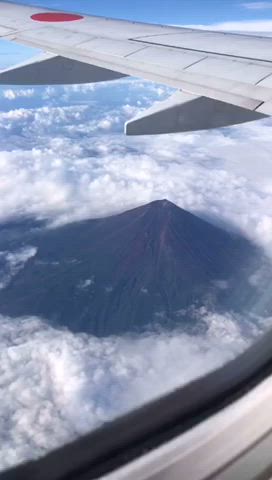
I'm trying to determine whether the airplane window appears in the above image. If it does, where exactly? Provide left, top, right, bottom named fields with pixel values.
left=1, top=1, right=272, bottom=476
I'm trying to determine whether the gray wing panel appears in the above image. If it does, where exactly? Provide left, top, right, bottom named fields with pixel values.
left=0, top=53, right=127, bottom=85
left=125, top=91, right=266, bottom=136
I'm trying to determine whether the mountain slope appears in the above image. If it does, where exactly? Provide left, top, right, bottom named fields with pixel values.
left=0, top=200, right=266, bottom=336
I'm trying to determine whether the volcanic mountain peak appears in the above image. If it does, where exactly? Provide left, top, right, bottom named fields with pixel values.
left=0, top=200, right=266, bottom=336
left=123, top=199, right=187, bottom=228
left=123, top=199, right=204, bottom=242
left=148, top=199, right=176, bottom=208
left=134, top=199, right=181, bottom=214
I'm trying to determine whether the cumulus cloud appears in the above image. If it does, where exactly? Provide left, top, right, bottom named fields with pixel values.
left=0, top=310, right=269, bottom=470
left=0, top=94, right=272, bottom=256
left=2, top=88, right=35, bottom=100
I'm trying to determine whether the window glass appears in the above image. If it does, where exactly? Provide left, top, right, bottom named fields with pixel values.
left=1, top=0, right=272, bottom=471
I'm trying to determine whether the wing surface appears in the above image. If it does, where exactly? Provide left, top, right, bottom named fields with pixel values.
left=0, top=1, right=271, bottom=134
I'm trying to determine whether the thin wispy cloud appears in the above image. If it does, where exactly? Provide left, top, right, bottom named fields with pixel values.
left=185, top=19, right=272, bottom=33
left=242, top=2, right=272, bottom=9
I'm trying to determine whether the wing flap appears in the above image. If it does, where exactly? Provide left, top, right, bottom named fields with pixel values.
left=125, top=91, right=267, bottom=136
left=0, top=53, right=127, bottom=85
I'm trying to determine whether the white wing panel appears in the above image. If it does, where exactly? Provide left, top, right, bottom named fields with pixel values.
left=0, top=12, right=40, bottom=30
left=257, top=74, right=272, bottom=88
left=68, top=18, right=176, bottom=40
left=77, top=39, right=148, bottom=58
left=126, top=46, right=206, bottom=70
left=0, top=25, right=15, bottom=36
left=13, top=26, right=93, bottom=48
left=133, top=33, right=272, bottom=62
left=226, top=83, right=272, bottom=102
left=186, top=57, right=272, bottom=85
left=257, top=100, right=272, bottom=115
left=126, top=46, right=272, bottom=96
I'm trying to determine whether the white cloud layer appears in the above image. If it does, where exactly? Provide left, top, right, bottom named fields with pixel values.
left=0, top=310, right=269, bottom=471
left=0, top=87, right=272, bottom=255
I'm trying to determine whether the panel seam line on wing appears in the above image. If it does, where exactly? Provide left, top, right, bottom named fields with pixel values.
left=255, top=101, right=265, bottom=111
left=183, top=56, right=209, bottom=71
left=124, top=46, right=150, bottom=58
left=130, top=38, right=272, bottom=65
left=255, top=72, right=272, bottom=86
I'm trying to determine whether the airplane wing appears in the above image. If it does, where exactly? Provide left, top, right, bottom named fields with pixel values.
left=0, top=1, right=272, bottom=135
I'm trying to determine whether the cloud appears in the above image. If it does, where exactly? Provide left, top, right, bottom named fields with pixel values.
left=242, top=1, right=272, bottom=9
left=0, top=247, right=37, bottom=289
left=0, top=310, right=268, bottom=470
left=0, top=98, right=272, bottom=258
left=2, top=89, right=35, bottom=100
left=0, top=80, right=272, bottom=257
left=212, top=19, right=272, bottom=32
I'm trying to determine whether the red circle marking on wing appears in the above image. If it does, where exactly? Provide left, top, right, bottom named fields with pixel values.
left=31, top=13, right=84, bottom=22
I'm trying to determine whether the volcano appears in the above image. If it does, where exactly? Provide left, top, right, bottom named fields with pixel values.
left=0, top=200, right=266, bottom=336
